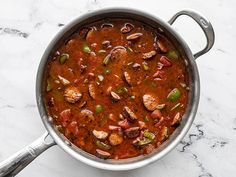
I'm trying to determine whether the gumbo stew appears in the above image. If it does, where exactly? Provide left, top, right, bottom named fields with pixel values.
left=44, top=19, right=189, bottom=159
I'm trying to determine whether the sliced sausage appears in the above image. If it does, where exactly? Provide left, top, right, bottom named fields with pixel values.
left=110, top=91, right=121, bottom=102
left=111, top=46, right=127, bottom=60
left=58, top=75, right=70, bottom=85
left=123, top=71, right=131, bottom=85
left=92, top=130, right=108, bottom=139
left=96, top=149, right=111, bottom=159
left=86, top=27, right=96, bottom=41
left=80, top=109, right=94, bottom=121
left=102, top=40, right=111, bottom=49
left=171, top=112, right=181, bottom=126
left=154, top=35, right=168, bottom=53
left=132, top=63, right=141, bottom=70
left=120, top=23, right=134, bottom=34
left=142, top=94, right=159, bottom=111
left=142, top=51, right=156, bottom=60
left=126, top=33, right=143, bottom=40
left=122, top=106, right=138, bottom=121
left=64, top=86, right=82, bottom=103
left=101, top=23, right=114, bottom=28
left=156, top=40, right=168, bottom=53
left=88, top=83, right=96, bottom=99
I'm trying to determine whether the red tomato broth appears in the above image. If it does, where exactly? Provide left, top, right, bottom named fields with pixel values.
left=44, top=19, right=189, bottom=159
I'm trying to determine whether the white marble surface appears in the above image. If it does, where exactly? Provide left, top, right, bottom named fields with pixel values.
left=0, top=0, right=235, bottom=176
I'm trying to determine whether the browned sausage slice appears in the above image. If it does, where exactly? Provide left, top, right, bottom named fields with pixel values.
left=120, top=23, right=134, bottom=34
left=64, top=86, right=82, bottom=103
left=88, top=83, right=96, bottom=99
left=92, top=130, right=108, bottom=139
left=122, top=106, right=138, bottom=121
left=142, top=94, right=159, bottom=111
left=80, top=109, right=94, bottom=121
left=171, top=112, right=181, bottom=126
left=96, top=149, right=111, bottom=159
left=143, top=51, right=157, bottom=60
left=123, top=71, right=131, bottom=85
left=110, top=91, right=121, bottom=101
left=126, top=33, right=143, bottom=40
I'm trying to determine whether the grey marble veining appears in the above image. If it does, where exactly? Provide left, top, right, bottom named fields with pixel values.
left=0, top=0, right=235, bottom=176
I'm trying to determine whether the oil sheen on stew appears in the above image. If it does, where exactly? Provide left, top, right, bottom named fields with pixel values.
left=44, top=19, right=189, bottom=159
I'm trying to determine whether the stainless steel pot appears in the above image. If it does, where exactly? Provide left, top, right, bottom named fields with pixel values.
left=0, top=8, right=215, bottom=176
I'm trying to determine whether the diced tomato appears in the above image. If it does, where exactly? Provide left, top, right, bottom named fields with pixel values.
left=145, top=144, right=155, bottom=154
left=60, top=109, right=71, bottom=127
left=65, top=121, right=78, bottom=137
left=153, top=70, right=166, bottom=80
left=151, top=109, right=162, bottom=119
left=160, top=56, right=172, bottom=67
left=154, top=117, right=164, bottom=127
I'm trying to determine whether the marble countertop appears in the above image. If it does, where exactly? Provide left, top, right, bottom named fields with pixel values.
left=0, top=0, right=235, bottom=176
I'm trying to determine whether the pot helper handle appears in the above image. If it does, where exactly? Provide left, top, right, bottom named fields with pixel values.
left=168, top=9, right=215, bottom=59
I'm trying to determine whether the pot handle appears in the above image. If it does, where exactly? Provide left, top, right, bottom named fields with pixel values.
left=0, top=132, right=56, bottom=177
left=168, top=10, right=215, bottom=59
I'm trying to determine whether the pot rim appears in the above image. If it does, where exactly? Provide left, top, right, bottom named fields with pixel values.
left=36, top=7, right=200, bottom=171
